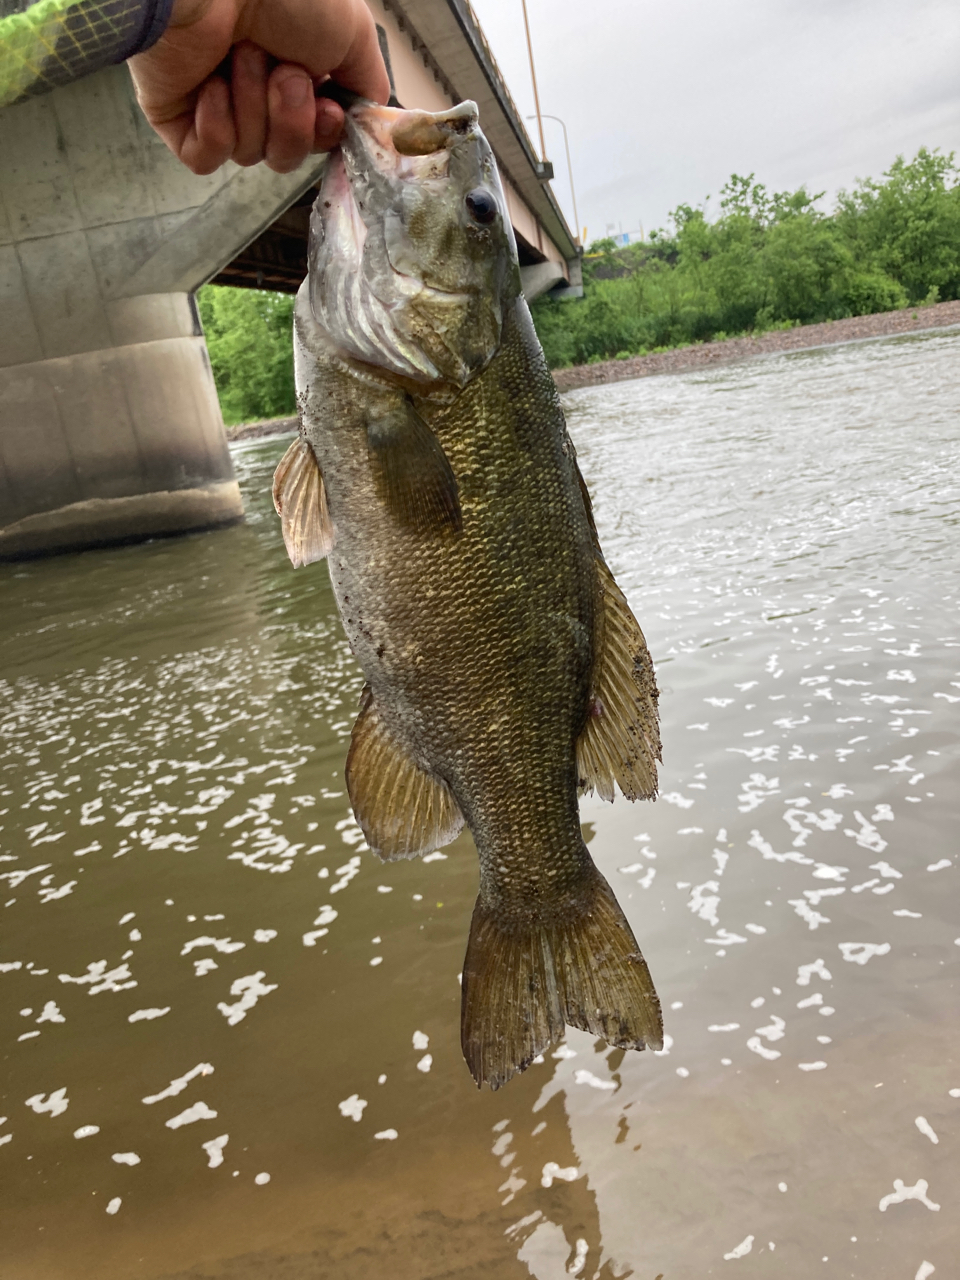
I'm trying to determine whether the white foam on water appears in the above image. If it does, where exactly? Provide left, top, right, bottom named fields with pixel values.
left=798, top=1061, right=827, bottom=1071
left=143, top=1062, right=213, bottom=1105
left=746, top=1038, right=780, bottom=1061
left=788, top=899, right=831, bottom=930
left=915, top=1263, right=935, bottom=1279
left=422, top=851, right=447, bottom=863
left=505, top=1209, right=542, bottom=1238
left=105, top=1197, right=121, bottom=1215
left=708, top=1024, right=741, bottom=1032
left=926, top=860, right=951, bottom=872
left=755, top=1015, right=785, bottom=1042
left=573, top=1070, right=616, bottom=1091
left=723, top=1234, right=754, bottom=1260
left=878, top=1179, right=940, bottom=1212
left=165, top=1101, right=217, bottom=1129
left=839, top=942, right=891, bottom=965
left=180, top=936, right=245, bottom=956
left=412, top=1030, right=429, bottom=1050
left=687, top=881, right=720, bottom=927
left=915, top=1117, right=939, bottom=1144
left=111, top=1152, right=140, bottom=1165
left=25, top=1088, right=68, bottom=1117
left=338, top=1094, right=366, bottom=1122
left=870, top=861, right=901, bottom=878
left=58, top=960, right=136, bottom=994
left=374, top=1129, right=398, bottom=1140
left=796, top=958, right=832, bottom=986
left=540, top=1162, right=579, bottom=1188
left=568, top=1237, right=589, bottom=1277
left=416, top=1054, right=432, bottom=1073
left=253, top=929, right=277, bottom=942
left=128, top=1007, right=170, bottom=1022
left=254, top=1172, right=270, bottom=1185
left=202, top=1134, right=229, bottom=1167
left=217, top=972, right=277, bottom=1025
left=73, top=1125, right=99, bottom=1138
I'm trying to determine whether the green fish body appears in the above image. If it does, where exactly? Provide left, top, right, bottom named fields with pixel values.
left=275, top=99, right=663, bottom=1088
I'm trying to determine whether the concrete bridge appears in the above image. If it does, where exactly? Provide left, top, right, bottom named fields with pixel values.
left=0, top=0, right=579, bottom=559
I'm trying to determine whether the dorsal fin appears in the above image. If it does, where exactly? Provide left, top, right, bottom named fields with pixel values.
left=574, top=458, right=660, bottom=801
left=272, top=437, right=336, bottom=567
left=345, top=687, right=464, bottom=860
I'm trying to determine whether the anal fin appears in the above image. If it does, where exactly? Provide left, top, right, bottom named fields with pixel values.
left=577, top=556, right=661, bottom=802
left=367, top=399, right=462, bottom=536
left=272, top=437, right=336, bottom=568
left=345, top=687, right=464, bottom=860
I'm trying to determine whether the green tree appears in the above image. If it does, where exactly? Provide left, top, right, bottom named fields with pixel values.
left=196, top=285, right=297, bottom=425
left=835, top=148, right=960, bottom=303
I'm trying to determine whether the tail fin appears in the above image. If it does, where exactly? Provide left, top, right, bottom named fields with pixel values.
left=460, top=870, right=662, bottom=1090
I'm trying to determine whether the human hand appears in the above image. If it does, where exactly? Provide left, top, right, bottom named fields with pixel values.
left=128, top=0, right=390, bottom=175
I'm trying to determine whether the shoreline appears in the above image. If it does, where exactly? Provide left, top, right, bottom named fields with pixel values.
left=551, top=299, right=960, bottom=393
left=225, top=299, right=960, bottom=441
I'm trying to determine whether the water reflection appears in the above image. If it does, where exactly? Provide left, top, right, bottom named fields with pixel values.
left=1, top=328, right=958, bottom=1278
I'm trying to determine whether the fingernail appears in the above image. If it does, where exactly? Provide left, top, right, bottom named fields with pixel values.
left=279, top=74, right=310, bottom=110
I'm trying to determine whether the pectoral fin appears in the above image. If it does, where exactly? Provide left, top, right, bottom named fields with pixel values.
left=367, top=400, right=462, bottom=536
left=272, top=437, right=336, bottom=568
left=345, top=687, right=464, bottom=860
left=577, top=555, right=661, bottom=803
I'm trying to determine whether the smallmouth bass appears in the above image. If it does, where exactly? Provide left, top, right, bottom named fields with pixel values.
left=274, top=98, right=663, bottom=1089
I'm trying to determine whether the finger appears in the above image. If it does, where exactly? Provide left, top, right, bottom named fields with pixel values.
left=327, top=4, right=391, bottom=105
left=265, top=64, right=316, bottom=174
left=231, top=41, right=270, bottom=166
left=313, top=96, right=345, bottom=153
left=179, top=76, right=236, bottom=175
left=238, top=0, right=391, bottom=106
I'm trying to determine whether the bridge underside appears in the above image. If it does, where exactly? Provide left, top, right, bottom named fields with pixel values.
left=210, top=187, right=558, bottom=296
left=0, top=0, right=579, bottom=560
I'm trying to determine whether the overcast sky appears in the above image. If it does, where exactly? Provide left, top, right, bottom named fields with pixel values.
left=469, top=0, right=960, bottom=242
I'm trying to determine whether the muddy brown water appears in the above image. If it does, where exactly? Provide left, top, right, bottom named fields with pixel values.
left=1, top=329, right=958, bottom=1279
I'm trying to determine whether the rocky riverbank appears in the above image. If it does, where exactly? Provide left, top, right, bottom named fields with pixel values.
left=225, top=415, right=298, bottom=443
left=551, top=299, right=960, bottom=393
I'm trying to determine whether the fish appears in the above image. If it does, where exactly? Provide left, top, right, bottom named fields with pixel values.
left=273, top=97, right=663, bottom=1089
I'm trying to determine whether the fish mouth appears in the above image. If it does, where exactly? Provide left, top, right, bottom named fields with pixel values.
left=344, top=99, right=480, bottom=178
left=319, top=99, right=484, bottom=295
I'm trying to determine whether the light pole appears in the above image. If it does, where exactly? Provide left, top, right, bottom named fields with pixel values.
left=519, top=0, right=547, bottom=165
left=528, top=113, right=580, bottom=246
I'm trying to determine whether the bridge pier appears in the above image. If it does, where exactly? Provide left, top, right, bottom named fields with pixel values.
left=0, top=66, right=324, bottom=558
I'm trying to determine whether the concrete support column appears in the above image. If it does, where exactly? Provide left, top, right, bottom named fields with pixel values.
left=0, top=66, right=324, bottom=558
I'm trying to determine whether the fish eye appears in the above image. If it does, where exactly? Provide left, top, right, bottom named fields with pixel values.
left=465, top=189, right=498, bottom=225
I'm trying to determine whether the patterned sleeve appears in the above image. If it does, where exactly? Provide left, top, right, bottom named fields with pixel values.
left=0, top=0, right=174, bottom=108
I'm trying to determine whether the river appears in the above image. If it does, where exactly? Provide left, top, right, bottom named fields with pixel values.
left=1, top=327, right=958, bottom=1279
